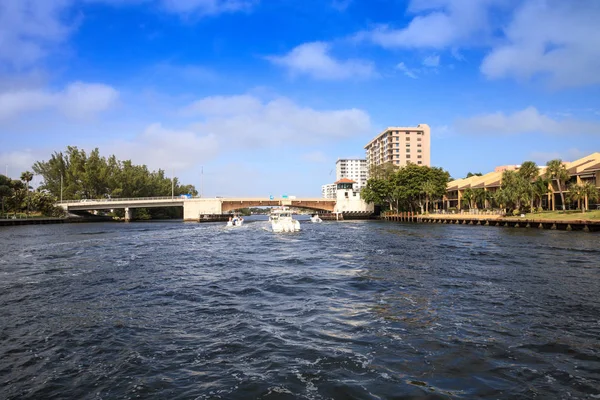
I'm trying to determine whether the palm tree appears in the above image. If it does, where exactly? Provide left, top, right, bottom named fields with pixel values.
left=20, top=171, right=33, bottom=216
left=422, top=181, right=437, bottom=213
left=568, top=183, right=586, bottom=211
left=582, top=181, right=599, bottom=211
left=545, top=159, right=570, bottom=211
left=532, top=177, right=551, bottom=210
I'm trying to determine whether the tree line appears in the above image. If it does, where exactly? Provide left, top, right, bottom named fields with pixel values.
left=1, top=147, right=198, bottom=219
left=360, top=163, right=451, bottom=213
left=361, top=159, right=599, bottom=214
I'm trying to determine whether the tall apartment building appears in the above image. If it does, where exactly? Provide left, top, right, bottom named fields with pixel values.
left=321, top=183, right=337, bottom=199
left=336, top=158, right=368, bottom=190
left=364, top=124, right=431, bottom=168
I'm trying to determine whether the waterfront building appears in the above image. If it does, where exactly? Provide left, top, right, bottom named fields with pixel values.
left=321, top=183, right=337, bottom=199
left=333, top=178, right=374, bottom=214
left=336, top=158, right=368, bottom=191
left=445, top=152, right=600, bottom=211
left=364, top=124, right=431, bottom=168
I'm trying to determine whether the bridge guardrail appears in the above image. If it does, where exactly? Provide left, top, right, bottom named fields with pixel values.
left=57, top=196, right=184, bottom=204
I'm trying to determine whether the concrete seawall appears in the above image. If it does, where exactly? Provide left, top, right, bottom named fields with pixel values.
left=381, top=213, right=600, bottom=232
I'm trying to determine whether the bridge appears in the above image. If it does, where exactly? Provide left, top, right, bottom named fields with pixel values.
left=58, top=197, right=337, bottom=221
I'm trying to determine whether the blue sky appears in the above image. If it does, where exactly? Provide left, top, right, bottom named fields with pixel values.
left=1, top=0, right=599, bottom=197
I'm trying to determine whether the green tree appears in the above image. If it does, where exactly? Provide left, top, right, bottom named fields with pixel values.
left=421, top=180, right=437, bottom=213
left=0, top=174, right=12, bottom=216
left=532, top=177, right=551, bottom=210
left=545, top=159, right=570, bottom=211
left=568, top=181, right=600, bottom=212
left=20, top=171, right=34, bottom=216
left=466, top=172, right=482, bottom=178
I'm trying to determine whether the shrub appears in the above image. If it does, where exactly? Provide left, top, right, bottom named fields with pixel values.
left=512, top=209, right=521, bottom=216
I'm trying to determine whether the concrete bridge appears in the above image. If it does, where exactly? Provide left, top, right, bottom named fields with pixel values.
left=58, top=197, right=336, bottom=221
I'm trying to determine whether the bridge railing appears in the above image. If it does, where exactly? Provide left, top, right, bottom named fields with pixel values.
left=57, top=196, right=186, bottom=204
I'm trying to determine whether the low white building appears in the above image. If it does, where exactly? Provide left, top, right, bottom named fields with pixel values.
left=333, top=178, right=374, bottom=214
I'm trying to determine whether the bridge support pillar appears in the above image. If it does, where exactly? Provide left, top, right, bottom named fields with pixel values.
left=124, top=207, right=132, bottom=222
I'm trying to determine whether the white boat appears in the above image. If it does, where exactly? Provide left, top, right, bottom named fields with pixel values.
left=310, top=214, right=323, bottom=223
left=269, top=207, right=301, bottom=232
left=226, top=215, right=244, bottom=227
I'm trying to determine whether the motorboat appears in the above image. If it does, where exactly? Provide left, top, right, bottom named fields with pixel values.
left=310, top=214, right=322, bottom=223
left=269, top=207, right=301, bottom=232
left=226, top=215, right=244, bottom=227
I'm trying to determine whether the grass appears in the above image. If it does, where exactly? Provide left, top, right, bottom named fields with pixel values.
left=517, top=209, right=600, bottom=221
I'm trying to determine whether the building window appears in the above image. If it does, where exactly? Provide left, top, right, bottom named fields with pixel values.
left=417, top=161, right=422, bottom=165
left=407, top=155, right=411, bottom=158
left=417, top=144, right=421, bottom=147
left=405, top=131, right=409, bottom=134
left=417, top=149, right=421, bottom=153
left=406, top=148, right=410, bottom=152
left=417, top=155, right=422, bottom=158
left=406, top=137, right=410, bottom=141
left=417, top=138, right=422, bottom=141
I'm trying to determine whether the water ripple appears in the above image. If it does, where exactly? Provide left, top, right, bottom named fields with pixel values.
left=1, top=218, right=599, bottom=399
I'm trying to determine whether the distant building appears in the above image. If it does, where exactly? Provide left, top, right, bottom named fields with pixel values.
left=494, top=165, right=521, bottom=172
left=336, top=158, right=368, bottom=190
left=364, top=124, right=431, bottom=168
left=321, top=183, right=337, bottom=199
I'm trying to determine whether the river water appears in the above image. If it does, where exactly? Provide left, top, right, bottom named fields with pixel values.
left=1, top=216, right=599, bottom=399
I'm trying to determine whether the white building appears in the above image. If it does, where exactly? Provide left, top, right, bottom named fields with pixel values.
left=333, top=178, right=374, bottom=214
left=321, top=183, right=337, bottom=199
left=336, top=158, right=368, bottom=191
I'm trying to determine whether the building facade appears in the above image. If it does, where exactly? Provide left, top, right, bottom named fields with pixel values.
left=364, top=124, right=431, bottom=168
left=321, top=183, right=337, bottom=199
left=336, top=158, right=368, bottom=191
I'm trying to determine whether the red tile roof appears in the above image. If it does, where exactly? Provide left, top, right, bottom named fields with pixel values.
left=335, top=178, right=356, bottom=184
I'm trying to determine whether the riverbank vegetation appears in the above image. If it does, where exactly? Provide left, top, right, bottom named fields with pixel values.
left=1, top=147, right=198, bottom=219
left=360, top=163, right=451, bottom=213
left=363, top=159, right=599, bottom=220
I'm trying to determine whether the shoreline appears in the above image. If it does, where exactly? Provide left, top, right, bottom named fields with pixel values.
left=382, top=213, right=600, bottom=232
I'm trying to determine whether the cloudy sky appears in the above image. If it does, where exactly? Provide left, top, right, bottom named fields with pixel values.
left=1, top=0, right=599, bottom=197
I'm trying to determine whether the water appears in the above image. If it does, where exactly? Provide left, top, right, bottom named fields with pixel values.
left=1, top=217, right=599, bottom=399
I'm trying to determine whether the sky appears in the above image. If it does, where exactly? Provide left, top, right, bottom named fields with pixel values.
left=1, top=0, right=599, bottom=197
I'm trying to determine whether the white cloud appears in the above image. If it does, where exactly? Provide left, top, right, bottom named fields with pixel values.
left=184, top=94, right=372, bottom=146
left=358, top=0, right=500, bottom=49
left=422, top=54, right=440, bottom=67
left=455, top=106, right=600, bottom=136
left=109, top=123, right=219, bottom=172
left=0, top=82, right=118, bottom=120
left=0, top=149, right=40, bottom=179
left=158, top=0, right=256, bottom=15
left=480, top=0, right=600, bottom=88
left=266, top=42, right=376, bottom=80
left=395, top=62, right=418, bottom=79
left=529, top=149, right=589, bottom=165
left=0, top=0, right=74, bottom=68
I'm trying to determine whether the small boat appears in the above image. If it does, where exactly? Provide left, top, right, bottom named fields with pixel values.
left=310, top=214, right=322, bottom=223
left=269, top=207, right=301, bottom=232
left=226, top=215, right=244, bottom=227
